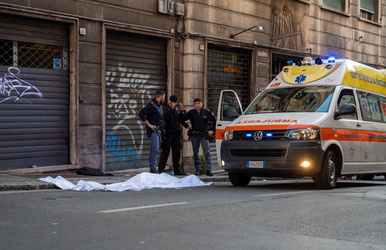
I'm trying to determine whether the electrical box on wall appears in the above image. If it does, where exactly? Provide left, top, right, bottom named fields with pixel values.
left=158, top=0, right=174, bottom=14
left=174, top=3, right=185, bottom=16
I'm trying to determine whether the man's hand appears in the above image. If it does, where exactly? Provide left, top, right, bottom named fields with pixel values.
left=145, top=120, right=157, bottom=131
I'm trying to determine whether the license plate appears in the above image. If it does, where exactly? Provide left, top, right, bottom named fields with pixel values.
left=246, top=161, right=266, bottom=168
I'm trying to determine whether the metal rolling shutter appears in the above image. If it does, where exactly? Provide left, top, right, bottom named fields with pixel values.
left=105, top=31, right=167, bottom=171
left=207, top=44, right=251, bottom=112
left=0, top=14, right=69, bottom=170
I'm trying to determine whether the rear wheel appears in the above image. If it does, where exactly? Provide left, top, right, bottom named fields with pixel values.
left=314, top=150, right=338, bottom=189
left=229, top=173, right=251, bottom=186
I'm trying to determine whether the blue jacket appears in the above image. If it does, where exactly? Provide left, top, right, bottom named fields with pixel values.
left=185, top=108, right=216, bottom=132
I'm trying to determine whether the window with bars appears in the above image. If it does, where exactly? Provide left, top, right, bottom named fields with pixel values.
left=0, top=39, right=68, bottom=70
left=207, top=44, right=251, bottom=113
left=360, top=0, right=376, bottom=22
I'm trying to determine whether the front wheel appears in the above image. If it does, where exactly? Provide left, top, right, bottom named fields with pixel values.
left=229, top=173, right=251, bottom=186
left=313, top=150, right=338, bottom=189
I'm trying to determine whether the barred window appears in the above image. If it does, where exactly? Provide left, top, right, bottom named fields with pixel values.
left=360, top=0, right=377, bottom=22
left=0, top=39, right=68, bottom=70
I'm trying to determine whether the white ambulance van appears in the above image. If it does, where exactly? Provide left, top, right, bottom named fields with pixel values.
left=216, top=57, right=386, bottom=189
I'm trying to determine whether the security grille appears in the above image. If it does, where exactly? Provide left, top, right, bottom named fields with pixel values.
left=207, top=44, right=251, bottom=113
left=0, top=39, right=68, bottom=70
left=206, top=44, right=251, bottom=171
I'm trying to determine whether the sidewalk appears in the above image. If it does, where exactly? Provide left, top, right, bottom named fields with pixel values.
left=0, top=169, right=231, bottom=191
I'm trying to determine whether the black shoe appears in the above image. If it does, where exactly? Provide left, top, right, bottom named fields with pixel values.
left=195, top=170, right=201, bottom=175
left=206, top=170, right=213, bottom=176
left=150, top=169, right=158, bottom=173
left=174, top=170, right=186, bottom=176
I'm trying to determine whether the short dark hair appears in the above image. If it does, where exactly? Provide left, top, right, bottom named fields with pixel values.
left=155, top=90, right=165, bottom=98
left=194, top=98, right=202, bottom=103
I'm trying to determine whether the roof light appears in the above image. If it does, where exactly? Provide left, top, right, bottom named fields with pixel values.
left=286, top=60, right=293, bottom=66
left=327, top=56, right=336, bottom=63
left=315, top=58, right=323, bottom=65
left=303, top=57, right=312, bottom=65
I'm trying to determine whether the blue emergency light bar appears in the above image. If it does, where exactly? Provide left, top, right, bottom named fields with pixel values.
left=327, top=56, right=336, bottom=63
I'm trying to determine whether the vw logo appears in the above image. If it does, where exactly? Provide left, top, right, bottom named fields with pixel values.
left=253, top=131, right=263, bottom=141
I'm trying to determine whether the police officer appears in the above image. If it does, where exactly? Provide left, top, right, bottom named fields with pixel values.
left=139, top=90, right=166, bottom=173
left=158, top=95, right=189, bottom=175
left=184, top=98, right=216, bottom=176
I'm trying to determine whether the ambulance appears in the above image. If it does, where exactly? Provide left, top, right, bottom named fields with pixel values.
left=216, top=57, right=386, bottom=189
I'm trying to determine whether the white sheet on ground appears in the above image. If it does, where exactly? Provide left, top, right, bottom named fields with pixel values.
left=38, top=173, right=212, bottom=192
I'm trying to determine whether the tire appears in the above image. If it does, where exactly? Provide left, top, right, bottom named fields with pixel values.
left=229, top=173, right=251, bottom=186
left=314, top=150, right=338, bottom=189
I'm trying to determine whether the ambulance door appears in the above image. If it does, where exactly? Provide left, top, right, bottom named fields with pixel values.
left=356, top=90, right=386, bottom=174
left=335, top=89, right=363, bottom=174
left=216, top=90, right=243, bottom=167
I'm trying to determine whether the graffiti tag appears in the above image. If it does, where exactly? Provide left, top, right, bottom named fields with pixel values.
left=105, top=131, right=139, bottom=168
left=105, top=64, right=151, bottom=169
left=0, top=67, right=43, bottom=103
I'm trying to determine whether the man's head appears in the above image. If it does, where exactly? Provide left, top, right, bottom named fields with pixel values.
left=194, top=98, right=203, bottom=110
left=169, top=95, right=179, bottom=108
left=155, top=90, right=166, bottom=104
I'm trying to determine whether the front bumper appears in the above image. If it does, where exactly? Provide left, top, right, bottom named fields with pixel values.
left=221, top=140, right=324, bottom=178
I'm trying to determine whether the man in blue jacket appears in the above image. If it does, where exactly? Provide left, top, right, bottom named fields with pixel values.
left=184, top=98, right=216, bottom=176
left=139, top=90, right=166, bottom=173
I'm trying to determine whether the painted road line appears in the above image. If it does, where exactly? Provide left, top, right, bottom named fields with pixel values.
left=253, top=191, right=315, bottom=197
left=98, top=202, right=191, bottom=213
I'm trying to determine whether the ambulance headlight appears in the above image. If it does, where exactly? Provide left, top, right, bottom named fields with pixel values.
left=287, top=128, right=319, bottom=140
left=224, top=130, right=234, bottom=141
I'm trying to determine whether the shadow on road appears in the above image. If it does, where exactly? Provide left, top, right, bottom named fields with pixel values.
left=228, top=179, right=386, bottom=191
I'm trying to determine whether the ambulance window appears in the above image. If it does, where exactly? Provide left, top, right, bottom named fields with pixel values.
left=244, top=86, right=334, bottom=114
left=337, top=89, right=357, bottom=120
left=379, top=97, right=386, bottom=122
left=220, top=92, right=242, bottom=121
left=357, top=91, right=383, bottom=122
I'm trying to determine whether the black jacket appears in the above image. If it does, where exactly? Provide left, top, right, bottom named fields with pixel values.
left=138, top=98, right=163, bottom=126
left=163, top=105, right=189, bottom=135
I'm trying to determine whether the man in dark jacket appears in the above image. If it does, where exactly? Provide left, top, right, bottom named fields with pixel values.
left=184, top=98, right=216, bottom=176
left=158, top=95, right=189, bottom=175
left=138, top=90, right=165, bottom=173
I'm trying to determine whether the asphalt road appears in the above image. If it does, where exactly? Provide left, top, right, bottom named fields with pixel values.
left=1, top=178, right=386, bottom=250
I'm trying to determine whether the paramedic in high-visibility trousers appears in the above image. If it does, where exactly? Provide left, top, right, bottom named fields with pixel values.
left=184, top=98, right=216, bottom=176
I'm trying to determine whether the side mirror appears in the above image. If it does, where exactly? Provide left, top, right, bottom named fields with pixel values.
left=334, top=104, right=356, bottom=120
left=223, top=107, right=241, bottom=121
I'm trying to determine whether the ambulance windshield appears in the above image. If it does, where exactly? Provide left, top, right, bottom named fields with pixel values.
left=245, top=86, right=335, bottom=114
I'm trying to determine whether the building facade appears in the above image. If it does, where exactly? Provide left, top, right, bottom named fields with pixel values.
left=0, top=0, right=385, bottom=173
